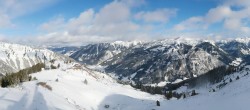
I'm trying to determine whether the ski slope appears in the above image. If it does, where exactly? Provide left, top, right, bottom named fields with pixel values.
left=0, top=63, right=250, bottom=110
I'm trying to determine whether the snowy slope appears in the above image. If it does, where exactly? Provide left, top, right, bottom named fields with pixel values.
left=67, top=38, right=250, bottom=85
left=1, top=60, right=250, bottom=110
left=0, top=42, right=72, bottom=76
left=48, top=46, right=81, bottom=56
left=70, top=41, right=141, bottom=65
left=0, top=61, right=163, bottom=110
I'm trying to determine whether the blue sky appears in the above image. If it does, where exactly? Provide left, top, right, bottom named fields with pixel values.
left=0, top=0, right=250, bottom=45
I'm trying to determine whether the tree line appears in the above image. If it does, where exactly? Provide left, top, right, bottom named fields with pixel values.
left=130, top=65, right=238, bottom=99
left=0, top=63, right=45, bottom=87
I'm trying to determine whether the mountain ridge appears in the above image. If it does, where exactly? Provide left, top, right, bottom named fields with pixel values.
left=0, top=42, right=73, bottom=76
left=50, top=38, right=250, bottom=85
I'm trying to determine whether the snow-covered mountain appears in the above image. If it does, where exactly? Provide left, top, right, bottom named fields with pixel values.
left=70, top=41, right=142, bottom=65
left=67, top=38, right=250, bottom=85
left=0, top=41, right=250, bottom=110
left=0, top=42, right=73, bottom=76
left=48, top=46, right=81, bottom=56
left=1, top=54, right=250, bottom=110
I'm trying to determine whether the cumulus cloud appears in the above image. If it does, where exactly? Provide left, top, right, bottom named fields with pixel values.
left=39, top=16, right=65, bottom=32
left=204, top=6, right=232, bottom=24
left=174, top=16, right=204, bottom=31
left=174, top=0, right=250, bottom=36
left=135, top=8, right=178, bottom=23
left=95, top=1, right=130, bottom=24
left=68, top=9, right=95, bottom=28
left=34, top=0, right=176, bottom=46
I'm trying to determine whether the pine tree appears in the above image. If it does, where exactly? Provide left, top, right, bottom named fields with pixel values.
left=212, top=89, right=215, bottom=92
left=165, top=91, right=173, bottom=100
left=156, top=100, right=160, bottom=106
left=0, top=63, right=45, bottom=87
left=236, top=76, right=240, bottom=80
left=84, top=79, right=88, bottom=85
left=191, top=90, right=197, bottom=96
left=33, top=77, right=38, bottom=80
left=183, top=94, right=186, bottom=99
left=57, top=64, right=60, bottom=68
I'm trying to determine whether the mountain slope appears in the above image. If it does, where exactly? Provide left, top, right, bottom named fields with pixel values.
left=0, top=61, right=163, bottom=110
left=1, top=59, right=250, bottom=110
left=70, top=41, right=141, bottom=65
left=68, top=38, right=242, bottom=84
left=0, top=42, right=72, bottom=76
left=48, top=46, right=81, bottom=56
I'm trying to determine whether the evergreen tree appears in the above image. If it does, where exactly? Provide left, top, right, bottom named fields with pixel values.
left=183, top=94, right=186, bottom=99
left=165, top=91, right=173, bottom=100
left=84, top=79, right=88, bottom=85
left=156, top=100, right=160, bottom=106
left=0, top=63, right=45, bottom=87
left=212, top=89, right=215, bottom=92
left=236, top=76, right=240, bottom=80
left=191, top=90, right=197, bottom=96
left=57, top=64, right=60, bottom=68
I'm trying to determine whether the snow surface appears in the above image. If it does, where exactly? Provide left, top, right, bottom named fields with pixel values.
left=1, top=61, right=250, bottom=110
left=230, top=58, right=242, bottom=66
left=0, top=42, right=71, bottom=75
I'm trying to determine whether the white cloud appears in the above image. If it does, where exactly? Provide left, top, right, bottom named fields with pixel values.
left=120, top=0, right=146, bottom=7
left=0, top=0, right=58, bottom=18
left=94, top=1, right=130, bottom=25
left=224, top=0, right=250, bottom=7
left=174, top=0, right=250, bottom=36
left=204, top=6, right=232, bottom=24
left=135, top=8, right=177, bottom=23
left=39, top=16, right=65, bottom=32
left=65, top=1, right=140, bottom=37
left=68, top=9, right=95, bottom=28
left=0, top=13, right=13, bottom=28
left=34, top=0, right=176, bottom=45
left=0, top=34, right=9, bottom=42
left=0, top=0, right=58, bottom=29
left=224, top=18, right=241, bottom=30
left=174, top=16, right=204, bottom=31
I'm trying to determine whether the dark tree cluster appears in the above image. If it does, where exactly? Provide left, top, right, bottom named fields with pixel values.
left=165, top=91, right=183, bottom=100
left=129, top=66, right=237, bottom=100
left=1, top=63, right=45, bottom=87
left=130, top=83, right=163, bottom=95
left=191, top=90, right=197, bottom=96
left=188, top=66, right=237, bottom=87
left=163, top=66, right=237, bottom=92
left=50, top=65, right=57, bottom=69
left=165, top=91, right=173, bottom=100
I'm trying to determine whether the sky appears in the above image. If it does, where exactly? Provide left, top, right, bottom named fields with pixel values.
left=0, top=0, right=250, bottom=46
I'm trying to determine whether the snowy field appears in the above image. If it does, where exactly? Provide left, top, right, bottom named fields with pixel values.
left=0, top=64, right=250, bottom=110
